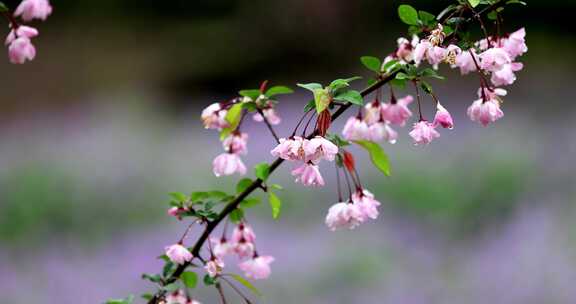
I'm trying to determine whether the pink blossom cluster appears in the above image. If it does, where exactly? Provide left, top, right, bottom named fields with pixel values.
left=4, top=0, right=52, bottom=64
left=325, top=188, right=381, bottom=231
left=271, top=136, right=338, bottom=187
left=248, top=94, right=282, bottom=125
left=165, top=289, right=202, bottom=304
left=210, top=222, right=275, bottom=280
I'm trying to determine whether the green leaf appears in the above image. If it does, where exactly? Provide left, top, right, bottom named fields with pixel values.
left=361, top=56, right=382, bottom=73
left=297, top=83, right=323, bottom=92
left=169, top=192, right=188, bottom=202
left=329, top=77, right=362, bottom=91
left=325, top=133, right=351, bottom=147
left=162, top=261, right=175, bottom=277
left=207, top=191, right=229, bottom=200
left=354, top=140, right=391, bottom=176
left=229, top=208, right=244, bottom=224
left=419, top=10, right=437, bottom=26
left=239, top=89, right=261, bottom=100
left=269, top=191, right=282, bottom=220
left=141, top=293, right=154, bottom=301
left=141, top=273, right=162, bottom=283
left=204, top=274, right=217, bottom=286
left=506, top=0, right=527, bottom=5
left=105, top=295, right=134, bottom=304
left=398, top=4, right=419, bottom=25
left=270, top=183, right=284, bottom=190
left=163, top=283, right=179, bottom=293
left=219, top=103, right=244, bottom=140
left=254, top=163, right=270, bottom=181
left=190, top=191, right=208, bottom=203
left=236, top=178, right=253, bottom=194
left=313, top=88, right=332, bottom=113
left=467, top=0, right=480, bottom=8
left=229, top=274, right=263, bottom=297
left=333, top=90, right=363, bottom=106
left=395, top=72, right=409, bottom=80
left=0, top=2, right=8, bottom=12
left=181, top=271, right=198, bottom=289
left=240, top=197, right=261, bottom=209
left=420, top=81, right=433, bottom=94
left=390, top=78, right=407, bottom=89
left=382, top=59, right=400, bottom=73
left=420, top=68, right=445, bottom=80
left=265, top=86, right=293, bottom=97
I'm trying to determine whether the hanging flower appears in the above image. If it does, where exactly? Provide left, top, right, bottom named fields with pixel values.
left=238, top=255, right=275, bottom=280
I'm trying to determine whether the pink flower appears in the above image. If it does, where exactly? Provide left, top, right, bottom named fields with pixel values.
left=5, top=25, right=38, bottom=45
left=409, top=121, right=440, bottom=145
left=325, top=202, right=364, bottom=231
left=352, top=189, right=381, bottom=221
left=201, top=103, right=229, bottom=130
left=231, top=223, right=256, bottom=243
left=342, top=116, right=369, bottom=141
left=303, top=136, right=339, bottom=162
left=7, top=37, right=36, bottom=64
left=467, top=98, right=504, bottom=127
left=291, top=163, right=325, bottom=187
left=222, top=132, right=248, bottom=155
left=381, top=95, right=413, bottom=126
left=413, top=40, right=431, bottom=66
left=490, top=62, right=523, bottom=86
left=234, top=240, right=255, bottom=259
left=205, top=258, right=224, bottom=278
left=367, top=122, right=397, bottom=144
left=165, top=244, right=193, bottom=265
left=166, top=290, right=187, bottom=304
left=212, top=153, right=246, bottom=177
left=239, top=256, right=275, bottom=280
left=426, top=46, right=447, bottom=68
left=479, top=47, right=511, bottom=72
left=478, top=87, right=507, bottom=100
left=454, top=49, right=478, bottom=75
left=167, top=207, right=188, bottom=220
left=253, top=108, right=281, bottom=125
left=502, top=28, right=527, bottom=60
left=364, top=100, right=383, bottom=125
left=394, top=37, right=416, bottom=63
left=271, top=136, right=305, bottom=161
left=14, top=0, right=52, bottom=21
left=433, top=103, right=454, bottom=129
left=210, top=238, right=234, bottom=259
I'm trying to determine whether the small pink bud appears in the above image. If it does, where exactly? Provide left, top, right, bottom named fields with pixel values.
left=433, top=103, right=454, bottom=129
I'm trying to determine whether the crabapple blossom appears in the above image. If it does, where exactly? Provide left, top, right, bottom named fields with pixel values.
left=413, top=39, right=431, bottom=66
left=210, top=238, right=234, bottom=259
left=479, top=47, right=511, bottom=72
left=409, top=121, right=440, bottom=145
left=270, top=136, right=305, bottom=161
left=239, top=255, right=275, bottom=280
left=222, top=132, right=248, bottom=155
left=165, top=290, right=187, bottom=304
left=253, top=108, right=281, bottom=125
left=168, top=207, right=189, bottom=220
left=382, top=95, right=413, bottom=126
left=368, top=122, right=398, bottom=144
left=342, top=116, right=370, bottom=141
left=234, top=240, right=255, bottom=259
left=7, top=37, right=36, bottom=64
left=364, top=100, right=384, bottom=125
left=490, top=62, right=523, bottom=86
left=352, top=189, right=381, bottom=221
left=433, top=103, right=454, bottom=129
left=5, top=25, right=38, bottom=44
left=325, top=201, right=364, bottom=231
left=14, top=0, right=53, bottom=21
left=212, top=153, right=246, bottom=177
left=467, top=97, right=504, bottom=127
left=291, top=163, right=325, bottom=187
left=502, top=28, right=527, bottom=60
left=303, top=136, right=339, bottom=162
left=231, top=223, right=256, bottom=243
left=205, top=258, right=224, bottom=278
left=201, top=103, right=229, bottom=130
left=454, top=49, right=479, bottom=75
left=165, top=244, right=193, bottom=265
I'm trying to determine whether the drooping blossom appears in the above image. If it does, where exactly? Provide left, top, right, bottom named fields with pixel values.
left=205, top=258, right=224, bottom=278
left=479, top=47, right=511, bottom=72
left=165, top=290, right=187, bottom=304
left=409, top=121, right=440, bottom=145
left=231, top=223, right=256, bottom=243
left=167, top=206, right=189, bottom=220
left=367, top=122, right=398, bottom=144
left=393, top=36, right=419, bottom=63
left=342, top=116, right=369, bottom=141
left=325, top=201, right=364, bottom=231
left=291, top=163, right=325, bottom=187
left=14, top=0, right=53, bottom=21
left=201, top=103, right=229, bottom=130
left=490, top=62, right=523, bottom=86
left=212, top=153, right=246, bottom=177
left=433, top=103, right=454, bottom=129
left=303, top=136, right=339, bottom=162
left=454, top=49, right=479, bottom=75
left=467, top=98, right=504, bottom=127
left=381, top=95, right=413, bottom=126
left=238, top=255, right=275, bottom=280
left=7, top=37, right=36, bottom=64
left=253, top=108, right=281, bottom=125
left=234, top=239, right=255, bottom=259
left=222, top=132, right=248, bottom=155
left=188, top=299, right=202, bottom=304
left=364, top=100, right=383, bottom=125
left=165, top=244, right=193, bottom=265
left=352, top=189, right=381, bottom=221
left=210, top=237, right=234, bottom=259
left=413, top=40, right=431, bottom=66
left=502, top=28, right=528, bottom=60
left=270, top=136, right=305, bottom=161
left=5, top=25, right=38, bottom=44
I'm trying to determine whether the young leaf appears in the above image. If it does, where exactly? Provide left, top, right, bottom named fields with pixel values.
left=162, top=283, right=179, bottom=293
left=361, top=56, right=382, bottom=73
left=239, top=89, right=261, bottom=100
left=229, top=208, right=244, bottom=224
left=382, top=59, right=400, bottom=73
left=240, top=197, right=261, bottom=209
left=314, top=87, right=332, bottom=113
left=236, top=178, right=253, bottom=194
left=467, top=0, right=480, bottom=8
left=270, top=183, right=284, bottom=190
left=169, top=192, right=188, bottom=202
left=219, top=103, right=243, bottom=140
left=269, top=191, right=282, bottom=220
left=181, top=271, right=198, bottom=289
left=333, top=90, right=363, bottom=106
left=254, top=163, right=270, bottom=181
left=203, top=274, right=217, bottom=286
left=398, top=4, right=419, bottom=25
left=419, top=10, right=437, bottom=26
left=265, top=86, right=293, bottom=97
left=229, top=274, right=263, bottom=297
left=329, top=77, right=362, bottom=91
left=354, top=140, right=391, bottom=176
left=297, top=83, right=323, bottom=92
left=141, top=273, right=162, bottom=283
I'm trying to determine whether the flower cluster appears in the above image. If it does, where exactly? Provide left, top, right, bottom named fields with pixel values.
left=210, top=222, right=275, bottom=280
left=3, top=0, right=52, bottom=64
left=325, top=188, right=381, bottom=231
left=271, top=136, right=338, bottom=187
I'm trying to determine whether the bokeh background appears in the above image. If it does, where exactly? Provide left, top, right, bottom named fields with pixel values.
left=1, top=0, right=576, bottom=303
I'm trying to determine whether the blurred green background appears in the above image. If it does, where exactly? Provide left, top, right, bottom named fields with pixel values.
left=1, top=0, right=576, bottom=303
